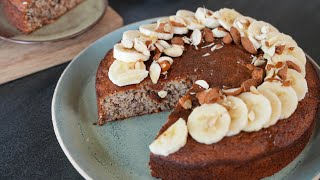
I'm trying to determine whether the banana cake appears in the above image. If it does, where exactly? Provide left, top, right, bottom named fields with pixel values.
left=95, top=7, right=320, bottom=179
left=3, top=0, right=83, bottom=33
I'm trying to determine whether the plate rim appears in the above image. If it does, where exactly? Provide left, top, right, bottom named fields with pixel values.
left=0, top=0, right=107, bottom=44
left=51, top=17, right=320, bottom=179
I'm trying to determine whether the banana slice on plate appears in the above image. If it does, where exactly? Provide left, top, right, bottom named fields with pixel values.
left=258, top=89, right=282, bottom=128
left=232, top=16, right=256, bottom=37
left=108, top=60, right=149, bottom=86
left=219, top=96, right=248, bottom=136
left=149, top=118, right=188, bottom=156
left=270, top=54, right=306, bottom=77
left=176, top=9, right=205, bottom=30
left=187, top=103, right=231, bottom=144
left=217, top=8, right=242, bottom=31
left=258, top=81, right=298, bottom=119
left=121, top=30, right=143, bottom=48
left=238, top=92, right=272, bottom=132
left=195, top=7, right=220, bottom=28
left=113, top=43, right=150, bottom=62
left=263, top=32, right=297, bottom=47
left=279, top=45, right=306, bottom=65
left=286, top=69, right=308, bottom=101
left=158, top=17, right=189, bottom=35
left=139, top=23, right=173, bottom=40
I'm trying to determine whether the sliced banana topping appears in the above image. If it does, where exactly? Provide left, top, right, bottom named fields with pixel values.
left=176, top=9, right=205, bottom=30
left=238, top=92, right=272, bottom=132
left=139, top=23, right=173, bottom=40
left=217, top=8, right=242, bottom=31
left=219, top=96, right=248, bottom=136
left=108, top=60, right=148, bottom=86
left=258, top=81, right=298, bottom=119
left=113, top=43, right=150, bottom=63
left=247, top=21, right=279, bottom=48
left=258, top=89, right=282, bottom=128
left=149, top=118, right=188, bottom=156
left=232, top=16, right=256, bottom=37
left=270, top=54, right=306, bottom=77
left=176, top=10, right=195, bottom=17
left=195, top=7, right=220, bottom=28
left=286, top=69, right=308, bottom=101
left=187, top=103, right=231, bottom=144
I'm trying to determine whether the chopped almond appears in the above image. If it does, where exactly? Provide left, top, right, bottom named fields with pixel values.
left=246, top=64, right=255, bottom=71
left=179, top=95, right=192, bottom=109
left=277, top=64, right=288, bottom=80
left=171, top=37, right=184, bottom=46
left=222, top=33, right=233, bottom=44
left=153, top=52, right=162, bottom=60
left=251, top=68, right=264, bottom=83
left=241, top=37, right=257, bottom=54
left=282, top=81, right=291, bottom=86
left=159, top=60, right=171, bottom=72
left=203, top=28, right=214, bottom=43
left=286, top=61, right=302, bottom=73
left=196, top=87, right=221, bottom=105
left=230, top=27, right=241, bottom=44
left=222, top=87, right=243, bottom=96
left=266, top=64, right=275, bottom=71
left=241, top=79, right=258, bottom=92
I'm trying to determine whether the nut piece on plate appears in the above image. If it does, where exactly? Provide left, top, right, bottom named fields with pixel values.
left=196, top=87, right=222, bottom=105
left=163, top=45, right=184, bottom=57
left=195, top=80, right=209, bottom=89
left=158, top=90, right=168, bottom=98
left=179, top=95, right=192, bottom=109
left=222, top=87, right=243, bottom=96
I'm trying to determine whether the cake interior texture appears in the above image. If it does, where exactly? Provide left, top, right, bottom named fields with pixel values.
left=4, top=0, right=83, bottom=33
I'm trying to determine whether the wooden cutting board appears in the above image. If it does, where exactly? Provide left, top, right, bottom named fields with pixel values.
left=0, top=6, right=123, bottom=85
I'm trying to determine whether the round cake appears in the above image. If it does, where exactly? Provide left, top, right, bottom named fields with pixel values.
left=95, top=7, right=320, bottom=179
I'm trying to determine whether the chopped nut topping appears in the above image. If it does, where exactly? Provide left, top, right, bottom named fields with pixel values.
left=179, top=95, right=192, bottom=109
left=222, top=87, right=243, bottom=96
left=230, top=27, right=241, bottom=44
left=158, top=90, right=168, bottom=98
left=288, top=47, right=295, bottom=51
left=153, top=52, right=162, bottom=60
left=275, top=62, right=285, bottom=69
left=159, top=60, right=171, bottom=72
left=171, top=37, right=184, bottom=46
left=251, top=67, right=264, bottom=83
left=155, top=22, right=172, bottom=33
left=277, top=64, right=288, bottom=80
left=282, top=81, right=291, bottom=87
left=241, top=79, right=258, bottom=92
left=266, top=64, right=275, bottom=71
left=203, top=28, right=214, bottom=43
left=196, top=88, right=222, bottom=105
left=246, top=64, right=255, bottom=71
left=286, top=61, right=302, bottom=73
left=222, top=33, right=233, bottom=44
left=241, top=37, right=257, bottom=54
left=275, top=45, right=285, bottom=55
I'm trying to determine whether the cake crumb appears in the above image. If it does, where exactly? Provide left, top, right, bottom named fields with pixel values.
left=202, top=53, right=210, bottom=57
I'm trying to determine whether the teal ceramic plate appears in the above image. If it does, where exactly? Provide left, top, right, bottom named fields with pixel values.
left=52, top=18, right=320, bottom=180
left=0, top=0, right=106, bottom=44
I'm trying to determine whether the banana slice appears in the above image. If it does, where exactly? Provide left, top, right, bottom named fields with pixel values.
left=279, top=45, right=306, bottom=65
left=195, top=7, right=220, bottom=28
left=286, top=69, right=308, bottom=101
left=149, top=118, right=188, bottom=156
left=108, top=60, right=148, bottom=86
left=258, top=81, right=298, bottom=119
left=139, top=23, right=173, bottom=40
left=219, top=96, right=248, bottom=136
left=263, top=32, right=297, bottom=47
left=187, top=103, right=231, bottom=144
left=258, top=89, right=282, bottom=128
left=176, top=9, right=205, bottom=30
left=122, top=30, right=143, bottom=41
left=217, top=8, right=242, bottom=31
left=232, top=16, right=256, bottom=37
left=176, top=9, right=195, bottom=17
left=113, top=43, right=150, bottom=63
left=270, top=54, right=306, bottom=77
left=238, top=92, right=272, bottom=132
left=247, top=21, right=279, bottom=46
left=159, top=17, right=189, bottom=35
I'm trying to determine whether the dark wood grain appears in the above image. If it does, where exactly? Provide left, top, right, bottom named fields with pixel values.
left=0, top=0, right=319, bottom=179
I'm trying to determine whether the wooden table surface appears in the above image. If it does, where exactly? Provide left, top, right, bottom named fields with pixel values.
left=1, top=0, right=319, bottom=179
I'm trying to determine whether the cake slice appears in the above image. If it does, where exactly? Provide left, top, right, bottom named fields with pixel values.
left=3, top=0, right=83, bottom=33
